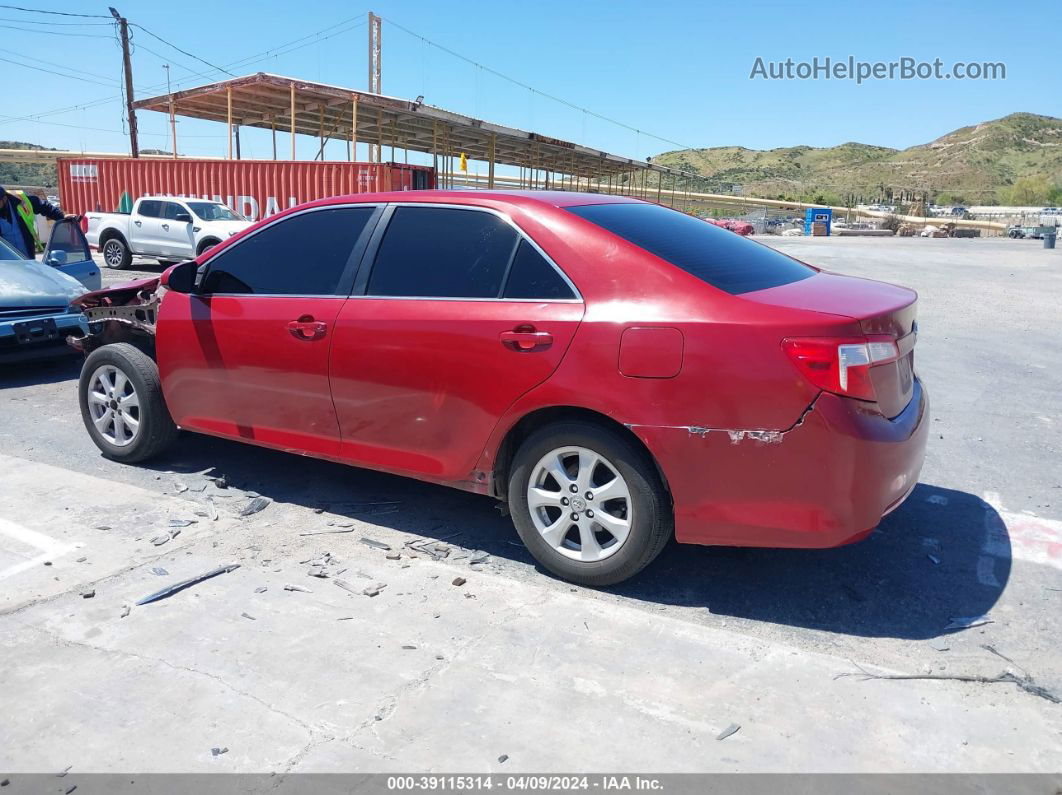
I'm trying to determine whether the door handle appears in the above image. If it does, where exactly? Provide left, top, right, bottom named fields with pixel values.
left=161, top=223, right=169, bottom=230
left=287, top=315, right=327, bottom=341
left=133, top=220, right=142, bottom=226
left=500, top=324, right=553, bottom=353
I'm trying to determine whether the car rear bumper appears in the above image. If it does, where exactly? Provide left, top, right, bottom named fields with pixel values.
left=634, top=378, right=929, bottom=548
left=0, top=311, right=88, bottom=363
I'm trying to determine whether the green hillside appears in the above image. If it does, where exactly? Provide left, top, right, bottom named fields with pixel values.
left=653, top=113, right=1062, bottom=205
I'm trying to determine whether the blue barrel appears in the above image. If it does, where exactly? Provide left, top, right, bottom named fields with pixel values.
left=1045, top=231, right=1057, bottom=249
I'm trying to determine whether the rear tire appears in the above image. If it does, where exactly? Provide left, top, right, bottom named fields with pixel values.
left=79, top=343, right=178, bottom=463
left=101, top=236, right=132, bottom=269
left=508, top=421, right=672, bottom=586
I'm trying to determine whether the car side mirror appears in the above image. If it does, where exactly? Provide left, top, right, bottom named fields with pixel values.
left=175, top=212, right=192, bottom=223
left=45, top=250, right=68, bottom=266
left=161, top=260, right=198, bottom=293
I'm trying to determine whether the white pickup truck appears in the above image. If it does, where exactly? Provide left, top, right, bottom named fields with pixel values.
left=86, top=197, right=250, bottom=269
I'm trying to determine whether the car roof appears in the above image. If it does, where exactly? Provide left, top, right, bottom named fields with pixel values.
left=305, top=189, right=645, bottom=210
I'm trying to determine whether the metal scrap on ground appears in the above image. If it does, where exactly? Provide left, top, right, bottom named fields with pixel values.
left=240, top=497, right=271, bottom=516
left=135, top=563, right=241, bottom=605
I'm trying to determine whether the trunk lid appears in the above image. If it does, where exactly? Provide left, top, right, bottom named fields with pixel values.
left=743, top=271, right=918, bottom=418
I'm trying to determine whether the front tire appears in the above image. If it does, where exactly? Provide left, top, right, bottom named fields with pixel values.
left=79, top=343, right=178, bottom=463
left=508, top=421, right=672, bottom=586
left=101, top=236, right=132, bottom=269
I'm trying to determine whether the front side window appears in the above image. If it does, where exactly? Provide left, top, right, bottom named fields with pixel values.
left=200, top=206, right=375, bottom=296
left=367, top=207, right=518, bottom=298
left=161, top=202, right=187, bottom=221
left=568, top=202, right=814, bottom=295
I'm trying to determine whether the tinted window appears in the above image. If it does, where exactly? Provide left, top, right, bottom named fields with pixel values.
left=137, top=200, right=161, bottom=218
left=503, top=240, right=575, bottom=299
left=567, top=203, right=813, bottom=295
left=367, top=207, right=518, bottom=298
left=161, top=202, right=186, bottom=220
left=201, top=207, right=374, bottom=295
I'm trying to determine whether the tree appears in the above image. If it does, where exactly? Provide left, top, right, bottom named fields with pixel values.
left=999, top=176, right=1053, bottom=206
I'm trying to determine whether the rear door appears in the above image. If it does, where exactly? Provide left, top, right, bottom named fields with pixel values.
left=156, top=204, right=381, bottom=456
left=329, top=204, right=584, bottom=481
left=131, top=199, right=163, bottom=254
left=42, top=218, right=100, bottom=290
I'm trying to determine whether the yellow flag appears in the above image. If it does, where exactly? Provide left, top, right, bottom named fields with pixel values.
left=459, top=152, right=468, bottom=173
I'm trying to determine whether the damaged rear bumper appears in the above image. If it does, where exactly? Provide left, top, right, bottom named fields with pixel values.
left=631, top=378, right=929, bottom=548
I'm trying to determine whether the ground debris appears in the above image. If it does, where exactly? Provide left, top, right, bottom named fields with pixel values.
left=300, top=527, right=355, bottom=536
left=360, top=537, right=391, bottom=551
left=211, top=747, right=228, bottom=757
left=241, top=612, right=256, bottom=621
left=168, top=519, right=196, bottom=528
left=386, top=552, right=401, bottom=560
left=307, top=566, right=330, bottom=579
left=80, top=589, right=95, bottom=599
left=835, top=661, right=1060, bottom=705
left=716, top=723, right=740, bottom=741
left=254, top=586, right=267, bottom=594
left=451, top=577, right=467, bottom=587
left=136, top=563, right=241, bottom=605
left=151, top=567, right=169, bottom=576
left=240, top=496, right=271, bottom=517
left=283, top=584, right=312, bottom=593
left=497, top=754, right=509, bottom=764
left=946, top=615, right=993, bottom=630
left=120, top=604, right=131, bottom=618
left=362, top=583, right=386, bottom=597
left=175, top=483, right=189, bottom=494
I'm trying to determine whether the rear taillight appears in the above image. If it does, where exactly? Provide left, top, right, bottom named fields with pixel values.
left=782, top=336, right=900, bottom=401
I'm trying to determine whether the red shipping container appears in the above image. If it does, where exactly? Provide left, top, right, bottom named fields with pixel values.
left=58, top=158, right=435, bottom=222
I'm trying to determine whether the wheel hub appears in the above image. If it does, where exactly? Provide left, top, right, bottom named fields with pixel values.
left=526, top=445, right=633, bottom=563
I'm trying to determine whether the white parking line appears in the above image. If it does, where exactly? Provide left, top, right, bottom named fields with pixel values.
left=0, top=517, right=79, bottom=582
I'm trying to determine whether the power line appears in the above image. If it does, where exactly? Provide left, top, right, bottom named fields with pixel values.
left=129, top=22, right=235, bottom=77
left=382, top=15, right=696, bottom=153
left=0, top=12, right=370, bottom=129
left=0, top=22, right=111, bottom=37
left=0, top=15, right=111, bottom=25
left=0, top=4, right=109, bottom=17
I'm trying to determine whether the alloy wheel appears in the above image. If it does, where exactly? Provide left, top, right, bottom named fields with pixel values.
left=526, top=445, right=633, bottom=562
left=103, top=240, right=124, bottom=267
left=86, top=364, right=141, bottom=447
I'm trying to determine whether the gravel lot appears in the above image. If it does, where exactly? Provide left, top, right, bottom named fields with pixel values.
left=0, top=235, right=1059, bottom=775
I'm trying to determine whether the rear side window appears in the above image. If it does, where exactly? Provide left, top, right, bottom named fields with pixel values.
left=503, top=240, right=575, bottom=299
left=367, top=207, right=518, bottom=298
left=201, top=206, right=374, bottom=295
left=567, top=203, right=813, bottom=294
left=137, top=200, right=161, bottom=218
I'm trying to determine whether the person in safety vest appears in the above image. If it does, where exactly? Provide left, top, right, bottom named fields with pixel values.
left=0, top=186, right=65, bottom=258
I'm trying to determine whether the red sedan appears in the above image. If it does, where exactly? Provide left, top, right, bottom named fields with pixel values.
left=74, top=191, right=928, bottom=586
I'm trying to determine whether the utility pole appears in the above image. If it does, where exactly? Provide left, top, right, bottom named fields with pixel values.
left=367, top=11, right=381, bottom=161
left=109, top=7, right=139, bottom=158
left=163, top=64, right=177, bottom=159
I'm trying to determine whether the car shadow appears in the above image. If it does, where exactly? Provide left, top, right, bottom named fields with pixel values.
left=0, top=355, right=81, bottom=388
left=142, top=434, right=1007, bottom=641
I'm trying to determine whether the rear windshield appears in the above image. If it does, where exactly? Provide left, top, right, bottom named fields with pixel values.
left=567, top=202, right=813, bottom=294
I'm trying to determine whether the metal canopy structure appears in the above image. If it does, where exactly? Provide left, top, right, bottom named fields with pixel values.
left=130, top=72, right=695, bottom=189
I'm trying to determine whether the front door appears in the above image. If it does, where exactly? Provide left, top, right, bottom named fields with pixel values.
left=156, top=204, right=381, bottom=457
left=158, top=200, right=195, bottom=258
left=43, top=218, right=100, bottom=290
left=329, top=205, right=584, bottom=482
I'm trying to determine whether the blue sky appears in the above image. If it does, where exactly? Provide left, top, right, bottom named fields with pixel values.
left=0, top=0, right=1055, bottom=166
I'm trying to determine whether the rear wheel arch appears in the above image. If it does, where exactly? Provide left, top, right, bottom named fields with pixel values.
left=492, top=406, right=671, bottom=503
